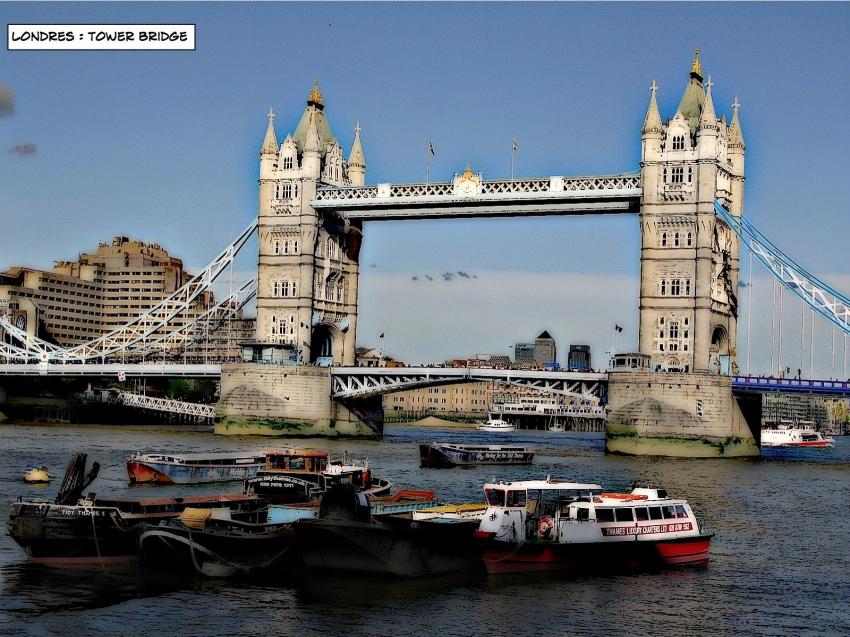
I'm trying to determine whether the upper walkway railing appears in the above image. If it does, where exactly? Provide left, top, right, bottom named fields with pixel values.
left=313, top=173, right=642, bottom=220
left=732, top=375, right=850, bottom=396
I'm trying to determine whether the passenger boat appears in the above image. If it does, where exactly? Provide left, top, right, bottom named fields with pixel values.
left=475, top=478, right=713, bottom=574
left=477, top=417, right=516, bottom=432
left=244, top=449, right=392, bottom=503
left=127, top=451, right=269, bottom=484
left=761, top=425, right=833, bottom=448
left=419, top=442, right=534, bottom=467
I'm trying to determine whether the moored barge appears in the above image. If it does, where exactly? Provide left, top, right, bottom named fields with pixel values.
left=419, top=442, right=534, bottom=467
left=127, top=451, right=269, bottom=484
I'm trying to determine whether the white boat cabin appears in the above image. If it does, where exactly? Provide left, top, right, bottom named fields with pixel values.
left=478, top=479, right=701, bottom=544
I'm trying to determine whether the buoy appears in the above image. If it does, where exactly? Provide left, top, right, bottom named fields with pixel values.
left=24, top=466, right=50, bottom=483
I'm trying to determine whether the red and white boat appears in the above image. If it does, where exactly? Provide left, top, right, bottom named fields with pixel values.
left=761, top=425, right=833, bottom=448
left=474, top=478, right=713, bottom=574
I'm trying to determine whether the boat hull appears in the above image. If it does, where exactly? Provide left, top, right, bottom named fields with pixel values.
left=127, top=460, right=265, bottom=484
left=480, top=534, right=713, bottom=574
left=293, top=517, right=483, bottom=577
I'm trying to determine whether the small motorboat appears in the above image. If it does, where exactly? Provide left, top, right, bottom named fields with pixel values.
left=23, top=466, right=50, bottom=483
left=419, top=443, right=534, bottom=468
left=477, top=417, right=516, bottom=433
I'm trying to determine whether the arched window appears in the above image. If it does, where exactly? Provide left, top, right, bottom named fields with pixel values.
left=685, top=279, right=691, bottom=295
left=674, top=232, right=680, bottom=247
left=663, top=168, right=667, bottom=183
left=293, top=240, right=298, bottom=253
left=686, top=232, right=693, bottom=247
left=282, top=156, right=294, bottom=170
left=273, top=281, right=279, bottom=297
left=292, top=281, right=297, bottom=296
left=280, top=183, right=293, bottom=199
left=672, top=135, right=685, bottom=151
left=687, top=166, right=693, bottom=183
left=281, top=280, right=290, bottom=297
left=671, top=279, right=681, bottom=295
left=274, top=240, right=280, bottom=255
left=661, top=280, right=667, bottom=296
left=661, top=232, right=667, bottom=247
left=283, top=241, right=290, bottom=255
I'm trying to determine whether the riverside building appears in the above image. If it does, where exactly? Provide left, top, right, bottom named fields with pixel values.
left=0, top=235, right=252, bottom=360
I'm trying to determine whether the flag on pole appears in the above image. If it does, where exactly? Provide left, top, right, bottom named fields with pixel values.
left=512, top=137, right=518, bottom=152
left=615, top=325, right=623, bottom=333
left=428, top=141, right=435, bottom=156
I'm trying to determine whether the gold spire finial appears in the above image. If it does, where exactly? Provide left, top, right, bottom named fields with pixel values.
left=463, top=163, right=473, bottom=178
left=691, top=47, right=702, bottom=77
left=308, top=79, right=323, bottom=107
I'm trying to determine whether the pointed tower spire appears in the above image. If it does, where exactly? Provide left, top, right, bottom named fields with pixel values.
left=261, top=107, right=278, bottom=155
left=677, top=47, right=706, bottom=130
left=302, top=111, right=322, bottom=179
left=348, top=121, right=366, bottom=186
left=641, top=80, right=663, bottom=134
left=304, top=112, right=321, bottom=153
left=699, top=76, right=718, bottom=130
left=728, top=96, right=745, bottom=147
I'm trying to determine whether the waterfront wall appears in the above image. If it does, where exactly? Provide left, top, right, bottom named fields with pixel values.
left=606, top=370, right=759, bottom=457
left=215, top=363, right=382, bottom=438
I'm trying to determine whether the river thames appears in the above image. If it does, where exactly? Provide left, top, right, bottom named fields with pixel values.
left=1, top=422, right=848, bottom=636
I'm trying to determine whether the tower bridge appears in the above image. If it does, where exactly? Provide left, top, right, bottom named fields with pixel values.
left=2, top=52, right=848, bottom=454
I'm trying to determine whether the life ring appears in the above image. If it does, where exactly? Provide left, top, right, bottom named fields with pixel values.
left=537, top=516, right=554, bottom=538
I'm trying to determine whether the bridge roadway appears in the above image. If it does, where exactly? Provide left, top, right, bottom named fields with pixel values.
left=1, top=363, right=848, bottom=399
left=312, top=174, right=642, bottom=220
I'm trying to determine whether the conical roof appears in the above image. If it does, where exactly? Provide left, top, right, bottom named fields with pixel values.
left=292, top=81, right=335, bottom=156
left=698, top=77, right=717, bottom=131
left=677, top=49, right=705, bottom=131
left=641, top=81, right=663, bottom=134
left=303, top=111, right=322, bottom=154
left=260, top=108, right=278, bottom=155
left=348, top=122, right=365, bottom=168
left=729, top=97, right=745, bottom=148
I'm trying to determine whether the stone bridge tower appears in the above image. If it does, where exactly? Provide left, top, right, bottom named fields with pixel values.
left=638, top=50, right=746, bottom=375
left=256, top=82, right=365, bottom=365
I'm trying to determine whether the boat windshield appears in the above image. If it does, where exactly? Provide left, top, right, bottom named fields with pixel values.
left=485, top=488, right=506, bottom=506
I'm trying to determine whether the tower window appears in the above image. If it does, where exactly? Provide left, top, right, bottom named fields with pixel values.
left=669, top=323, right=679, bottom=339
left=687, top=167, right=693, bottom=183
left=661, top=280, right=667, bottom=296
left=687, top=232, right=693, bottom=247
left=685, top=279, right=691, bottom=295
left=672, top=135, right=685, bottom=151
left=274, top=240, right=280, bottom=255
left=660, top=232, right=667, bottom=247
left=280, top=183, right=293, bottom=199
left=674, top=232, right=680, bottom=247
left=671, top=167, right=684, bottom=183
left=671, top=279, right=681, bottom=296
left=282, top=157, right=294, bottom=170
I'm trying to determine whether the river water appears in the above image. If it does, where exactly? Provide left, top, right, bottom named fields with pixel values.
left=0, top=422, right=848, bottom=636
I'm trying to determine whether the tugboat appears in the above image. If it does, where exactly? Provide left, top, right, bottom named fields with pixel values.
left=475, top=478, right=713, bottom=574
left=244, top=450, right=391, bottom=503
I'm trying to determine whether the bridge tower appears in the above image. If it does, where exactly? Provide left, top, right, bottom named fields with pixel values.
left=638, top=50, right=746, bottom=375
left=256, top=82, right=365, bottom=365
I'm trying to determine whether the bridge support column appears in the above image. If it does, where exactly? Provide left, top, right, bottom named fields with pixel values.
left=606, top=371, right=759, bottom=457
left=215, top=363, right=382, bottom=438
left=0, top=383, right=6, bottom=422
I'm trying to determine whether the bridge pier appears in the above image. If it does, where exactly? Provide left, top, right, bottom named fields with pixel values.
left=215, top=364, right=382, bottom=438
left=0, top=383, right=6, bottom=422
left=606, top=371, right=759, bottom=457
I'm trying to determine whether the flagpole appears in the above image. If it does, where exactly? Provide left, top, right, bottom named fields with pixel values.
left=425, top=142, right=430, bottom=184
left=511, top=136, right=517, bottom=179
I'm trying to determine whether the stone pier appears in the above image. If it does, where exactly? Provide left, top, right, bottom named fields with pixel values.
left=215, top=364, right=382, bottom=438
left=606, top=370, right=759, bottom=457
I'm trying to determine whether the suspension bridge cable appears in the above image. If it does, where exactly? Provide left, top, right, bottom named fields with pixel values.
left=778, top=284, right=784, bottom=375
left=746, top=250, right=753, bottom=375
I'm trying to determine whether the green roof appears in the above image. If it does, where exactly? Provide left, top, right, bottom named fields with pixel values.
left=676, top=74, right=705, bottom=131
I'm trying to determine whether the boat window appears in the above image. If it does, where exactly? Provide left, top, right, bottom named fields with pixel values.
left=675, top=505, right=688, bottom=518
left=635, top=507, right=649, bottom=521
left=649, top=507, right=663, bottom=520
left=485, top=489, right=506, bottom=506
left=615, top=508, right=634, bottom=522
left=575, top=507, right=590, bottom=521
left=289, top=457, right=306, bottom=470
left=662, top=505, right=677, bottom=519
left=656, top=489, right=668, bottom=499
left=595, top=508, right=615, bottom=522
left=506, top=490, right=526, bottom=508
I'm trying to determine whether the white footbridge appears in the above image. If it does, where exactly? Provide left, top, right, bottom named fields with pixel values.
left=117, top=391, right=216, bottom=420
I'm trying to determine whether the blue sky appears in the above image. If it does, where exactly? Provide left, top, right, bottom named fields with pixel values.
left=1, top=3, right=848, bottom=374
